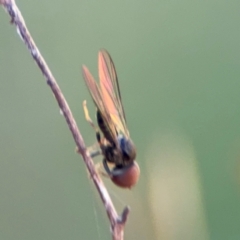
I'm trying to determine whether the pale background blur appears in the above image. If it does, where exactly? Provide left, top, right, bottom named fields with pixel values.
left=0, top=1, right=240, bottom=239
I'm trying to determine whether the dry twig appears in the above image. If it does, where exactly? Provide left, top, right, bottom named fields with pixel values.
left=0, top=0, right=130, bottom=239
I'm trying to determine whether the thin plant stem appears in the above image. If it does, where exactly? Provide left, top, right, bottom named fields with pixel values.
left=0, top=1, right=130, bottom=239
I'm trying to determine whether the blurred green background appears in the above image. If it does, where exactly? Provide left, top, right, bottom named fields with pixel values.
left=1, top=1, right=240, bottom=239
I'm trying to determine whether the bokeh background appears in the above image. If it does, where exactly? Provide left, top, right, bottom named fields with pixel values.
left=0, top=1, right=240, bottom=239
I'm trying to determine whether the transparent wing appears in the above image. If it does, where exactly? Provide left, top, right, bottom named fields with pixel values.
left=82, top=65, right=118, bottom=144
left=98, top=50, right=130, bottom=137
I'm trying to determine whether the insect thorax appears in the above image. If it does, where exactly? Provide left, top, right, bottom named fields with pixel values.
left=100, top=134, right=135, bottom=168
left=117, top=134, right=136, bottom=163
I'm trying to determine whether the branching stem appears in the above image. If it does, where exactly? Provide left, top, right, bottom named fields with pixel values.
left=0, top=1, right=130, bottom=239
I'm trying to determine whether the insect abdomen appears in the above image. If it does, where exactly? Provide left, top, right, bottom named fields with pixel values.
left=96, top=110, right=115, bottom=144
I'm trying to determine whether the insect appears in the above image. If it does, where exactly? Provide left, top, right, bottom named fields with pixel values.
left=82, top=49, right=140, bottom=188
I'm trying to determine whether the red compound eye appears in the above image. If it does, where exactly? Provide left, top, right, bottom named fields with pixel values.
left=111, top=162, right=140, bottom=188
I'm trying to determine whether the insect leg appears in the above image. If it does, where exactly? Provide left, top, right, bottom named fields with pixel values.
left=89, top=148, right=101, bottom=158
left=83, top=100, right=102, bottom=144
left=83, top=100, right=98, bottom=129
left=102, top=158, right=112, bottom=176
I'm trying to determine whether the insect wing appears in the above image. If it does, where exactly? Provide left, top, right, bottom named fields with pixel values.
left=82, top=65, right=117, bottom=144
left=98, top=50, right=129, bottom=137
